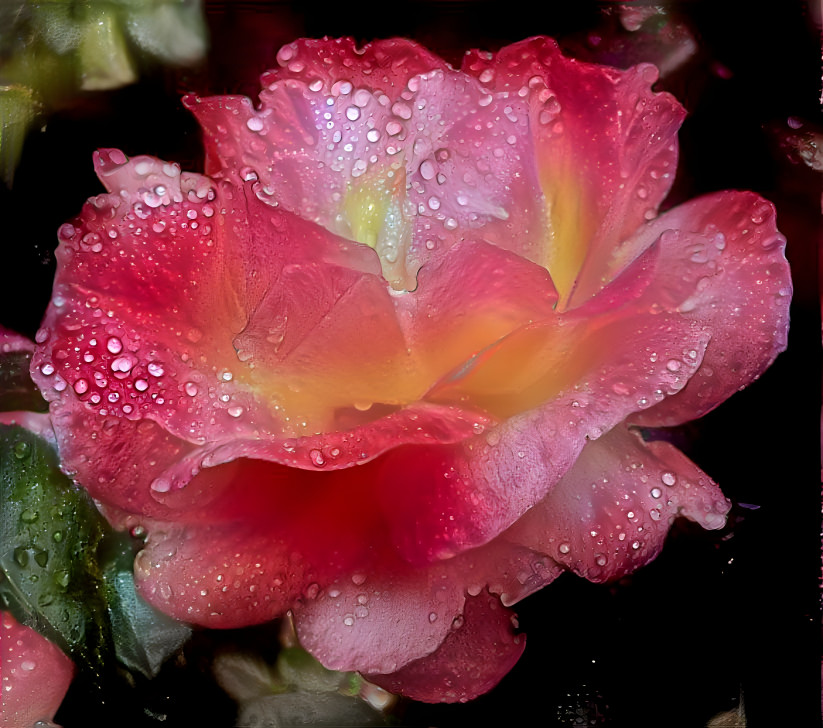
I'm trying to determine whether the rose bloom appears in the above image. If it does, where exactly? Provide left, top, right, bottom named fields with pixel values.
left=31, top=37, right=790, bottom=702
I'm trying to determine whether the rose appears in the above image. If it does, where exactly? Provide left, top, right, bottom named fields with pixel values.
left=30, top=37, right=791, bottom=702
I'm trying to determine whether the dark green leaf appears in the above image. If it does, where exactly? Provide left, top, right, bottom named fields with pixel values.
left=0, top=423, right=110, bottom=681
left=0, top=424, right=190, bottom=687
left=101, top=534, right=191, bottom=679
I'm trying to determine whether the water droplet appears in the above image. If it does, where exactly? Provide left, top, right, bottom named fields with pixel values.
left=351, top=572, right=366, bottom=585
left=391, top=101, right=412, bottom=120
left=110, top=356, right=134, bottom=374
left=13, top=441, right=30, bottom=459
left=428, top=612, right=438, bottom=623
left=343, top=615, right=355, bottom=627
left=34, top=550, right=48, bottom=567
left=106, top=337, right=123, bottom=354
left=20, top=509, right=38, bottom=523
left=13, top=547, right=28, bottom=567
left=309, top=449, right=326, bottom=467
left=151, top=477, right=171, bottom=493
left=40, top=363, right=54, bottom=376
left=147, top=362, right=165, bottom=377
left=134, top=379, right=149, bottom=392
left=345, top=106, right=361, bottom=121
left=661, top=472, right=676, bottom=486
left=54, top=570, right=70, bottom=588
left=631, top=541, right=641, bottom=550
left=184, top=382, right=199, bottom=397
left=246, top=117, right=264, bottom=132
left=419, top=160, right=436, bottom=180
left=558, top=542, right=571, bottom=554
left=227, top=405, right=244, bottom=418
left=73, top=378, right=89, bottom=395
left=650, top=487, right=662, bottom=499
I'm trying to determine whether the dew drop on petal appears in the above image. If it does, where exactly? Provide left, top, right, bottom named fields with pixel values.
left=661, top=472, right=676, bottom=486
left=106, top=337, right=123, bottom=354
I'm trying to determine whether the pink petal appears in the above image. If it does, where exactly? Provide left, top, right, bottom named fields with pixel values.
left=463, top=37, right=685, bottom=306
left=30, top=150, right=425, bottom=444
left=500, top=423, right=730, bottom=584
left=364, top=590, right=525, bottom=703
left=381, top=266, right=712, bottom=564
left=626, top=191, right=792, bottom=426
left=263, top=38, right=450, bottom=97
left=293, top=558, right=465, bottom=675
left=188, top=45, right=540, bottom=290
left=396, top=238, right=558, bottom=391
left=190, top=37, right=447, bottom=183
left=1, top=612, right=74, bottom=728
left=0, top=326, right=34, bottom=353
left=134, top=520, right=310, bottom=628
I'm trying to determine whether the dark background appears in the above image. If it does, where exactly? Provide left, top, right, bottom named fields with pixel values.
left=2, top=2, right=820, bottom=726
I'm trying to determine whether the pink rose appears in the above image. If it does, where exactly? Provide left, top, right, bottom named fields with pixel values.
left=1, top=612, right=75, bottom=728
left=30, top=37, right=791, bottom=702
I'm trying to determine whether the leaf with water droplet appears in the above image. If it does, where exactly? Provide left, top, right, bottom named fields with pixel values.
left=0, top=423, right=111, bottom=685
left=100, top=534, right=191, bottom=679
left=0, top=424, right=191, bottom=690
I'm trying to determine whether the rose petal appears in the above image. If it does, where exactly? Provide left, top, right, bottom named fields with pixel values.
left=500, top=423, right=730, bottom=585
left=0, top=326, right=34, bottom=354
left=463, top=37, right=685, bottom=307
left=627, top=191, right=792, bottom=426
left=379, top=298, right=710, bottom=564
left=1, top=612, right=75, bottom=728
left=188, top=43, right=540, bottom=291
left=397, top=238, right=558, bottom=390
left=293, top=558, right=464, bottom=675
left=134, top=520, right=310, bottom=627
left=31, top=150, right=431, bottom=442
left=365, top=590, right=525, bottom=703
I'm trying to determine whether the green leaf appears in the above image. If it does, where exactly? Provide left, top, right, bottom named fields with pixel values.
left=0, top=348, right=47, bottom=413
left=0, top=424, right=190, bottom=686
left=0, top=423, right=110, bottom=682
left=101, top=534, right=191, bottom=679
